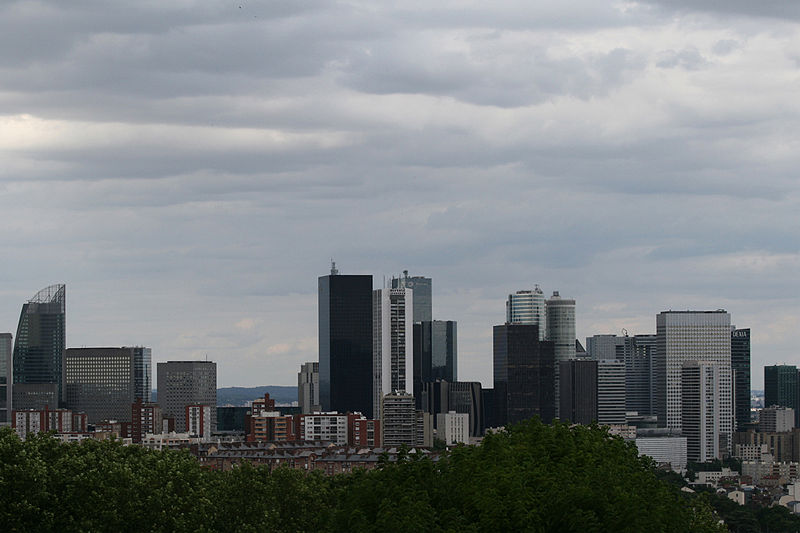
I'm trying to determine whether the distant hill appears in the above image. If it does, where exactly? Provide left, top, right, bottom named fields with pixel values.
left=152, top=386, right=297, bottom=406
left=217, top=386, right=297, bottom=406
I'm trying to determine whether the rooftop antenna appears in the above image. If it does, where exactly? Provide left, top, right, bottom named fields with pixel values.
left=330, top=259, right=338, bottom=275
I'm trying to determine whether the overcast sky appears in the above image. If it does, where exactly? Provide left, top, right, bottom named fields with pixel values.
left=2, top=1, right=798, bottom=389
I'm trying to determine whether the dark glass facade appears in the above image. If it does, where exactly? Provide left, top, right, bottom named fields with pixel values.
left=13, top=284, right=66, bottom=405
left=391, top=273, right=432, bottom=323
left=217, top=406, right=249, bottom=432
left=319, top=274, right=373, bottom=418
left=618, top=334, right=657, bottom=417
left=764, top=364, right=798, bottom=426
left=559, top=359, right=597, bottom=425
left=731, top=328, right=751, bottom=429
left=421, top=380, right=484, bottom=437
left=493, top=324, right=555, bottom=425
left=413, top=320, right=456, bottom=407
left=0, top=333, right=11, bottom=425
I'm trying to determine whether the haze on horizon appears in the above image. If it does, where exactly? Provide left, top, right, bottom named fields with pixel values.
left=1, top=1, right=798, bottom=389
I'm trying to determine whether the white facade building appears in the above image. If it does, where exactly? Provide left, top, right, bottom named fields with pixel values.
left=682, top=361, right=732, bottom=462
left=297, top=413, right=348, bottom=445
left=635, top=436, right=688, bottom=472
left=436, top=411, right=469, bottom=446
left=597, top=359, right=626, bottom=426
left=186, top=404, right=213, bottom=441
left=373, top=288, right=413, bottom=419
left=505, top=287, right=546, bottom=340
left=655, top=311, right=733, bottom=452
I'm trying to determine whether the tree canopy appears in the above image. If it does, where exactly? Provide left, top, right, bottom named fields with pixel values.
left=0, top=420, right=724, bottom=532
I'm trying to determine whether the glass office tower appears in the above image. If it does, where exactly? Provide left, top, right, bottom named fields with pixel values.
left=0, top=333, right=12, bottom=425
left=13, top=284, right=66, bottom=405
left=493, top=323, right=555, bottom=425
left=731, top=328, right=751, bottom=429
left=319, top=266, right=373, bottom=418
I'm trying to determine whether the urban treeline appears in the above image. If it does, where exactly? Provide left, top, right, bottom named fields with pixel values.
left=0, top=420, right=725, bottom=533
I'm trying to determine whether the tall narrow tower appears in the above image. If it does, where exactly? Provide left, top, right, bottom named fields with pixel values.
left=319, top=264, right=373, bottom=417
left=546, top=291, right=575, bottom=417
left=731, top=328, right=751, bottom=429
left=373, top=288, right=413, bottom=418
left=0, top=333, right=12, bottom=426
left=13, top=284, right=66, bottom=405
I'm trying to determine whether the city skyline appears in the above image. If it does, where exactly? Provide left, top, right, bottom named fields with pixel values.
left=0, top=277, right=782, bottom=390
left=1, top=2, right=798, bottom=388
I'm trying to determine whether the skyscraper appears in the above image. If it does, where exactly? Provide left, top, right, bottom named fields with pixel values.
left=319, top=265, right=373, bottom=418
left=620, top=334, right=657, bottom=417
left=546, top=291, right=575, bottom=417
left=559, top=359, right=597, bottom=425
left=585, top=334, right=623, bottom=361
left=506, top=286, right=546, bottom=340
left=597, top=359, right=626, bottom=426
left=391, top=271, right=432, bottom=323
left=413, top=320, right=457, bottom=406
left=0, top=333, right=11, bottom=426
left=764, top=365, right=799, bottom=426
left=297, top=362, right=321, bottom=414
left=655, top=311, right=733, bottom=449
left=64, top=347, right=152, bottom=424
left=731, top=328, right=751, bottom=429
left=372, top=287, right=413, bottom=418
left=682, top=361, right=730, bottom=462
left=559, top=359, right=625, bottom=426
left=157, top=361, right=217, bottom=433
left=13, top=284, right=66, bottom=405
left=421, top=380, right=483, bottom=437
left=493, top=324, right=555, bottom=425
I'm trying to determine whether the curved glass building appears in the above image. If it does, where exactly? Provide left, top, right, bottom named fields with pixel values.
left=13, top=284, right=66, bottom=405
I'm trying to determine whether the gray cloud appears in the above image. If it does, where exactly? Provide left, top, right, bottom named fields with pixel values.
left=0, top=1, right=798, bottom=388
left=640, top=0, right=800, bottom=20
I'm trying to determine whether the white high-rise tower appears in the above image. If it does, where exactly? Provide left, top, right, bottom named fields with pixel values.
left=373, top=288, right=414, bottom=419
left=505, top=286, right=546, bottom=340
left=655, top=310, right=733, bottom=455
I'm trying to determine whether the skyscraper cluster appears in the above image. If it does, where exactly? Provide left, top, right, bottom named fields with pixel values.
left=309, top=266, right=757, bottom=459
left=310, top=263, right=465, bottom=445
left=3, top=273, right=766, bottom=472
left=3, top=284, right=217, bottom=441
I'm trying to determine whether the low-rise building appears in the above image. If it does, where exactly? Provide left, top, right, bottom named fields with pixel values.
left=635, top=436, right=688, bottom=472
left=187, top=405, right=213, bottom=440
left=295, top=413, right=348, bottom=444
left=12, top=408, right=88, bottom=440
left=436, top=411, right=469, bottom=445
left=694, top=468, right=740, bottom=488
left=742, top=460, right=800, bottom=485
left=760, top=406, right=795, bottom=433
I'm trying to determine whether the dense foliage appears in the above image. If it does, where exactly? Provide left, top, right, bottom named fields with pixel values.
left=0, top=420, right=723, bottom=532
